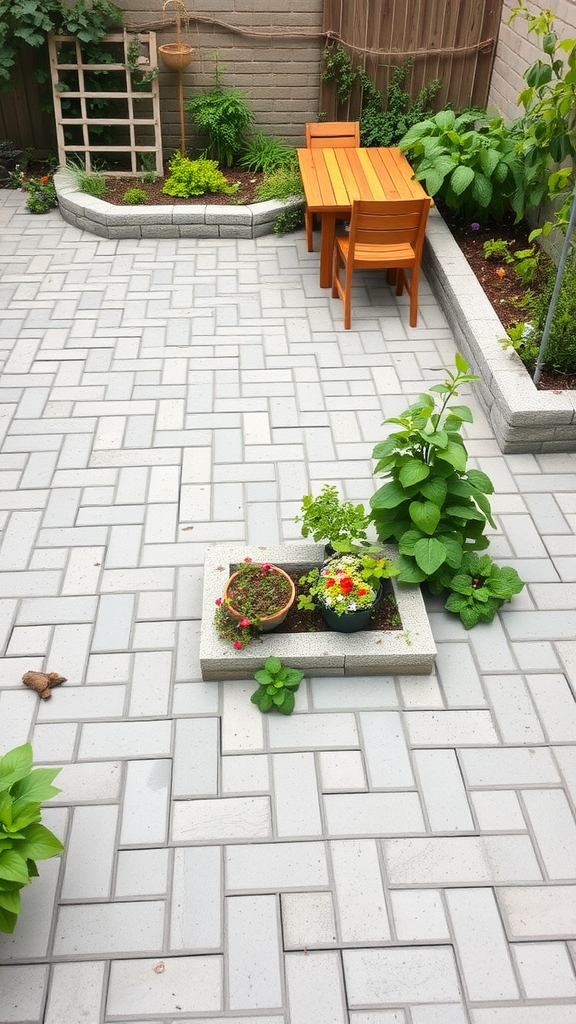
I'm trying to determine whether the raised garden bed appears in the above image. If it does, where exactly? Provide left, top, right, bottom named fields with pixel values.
left=200, top=544, right=436, bottom=680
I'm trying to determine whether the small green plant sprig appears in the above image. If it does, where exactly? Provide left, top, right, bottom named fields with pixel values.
left=186, top=58, right=254, bottom=167
left=122, top=187, right=147, bottom=204
left=499, top=322, right=540, bottom=367
left=250, top=657, right=303, bottom=715
left=371, top=355, right=495, bottom=583
left=298, top=553, right=397, bottom=615
left=483, top=238, right=540, bottom=287
left=296, top=484, right=371, bottom=553
left=0, top=742, right=64, bottom=934
left=162, top=153, right=239, bottom=198
left=22, top=175, right=57, bottom=213
left=438, top=552, right=525, bottom=628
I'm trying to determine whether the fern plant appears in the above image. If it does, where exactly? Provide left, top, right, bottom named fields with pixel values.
left=186, top=61, right=254, bottom=167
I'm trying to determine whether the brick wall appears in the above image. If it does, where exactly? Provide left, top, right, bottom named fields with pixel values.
left=488, top=0, right=576, bottom=119
left=121, top=0, right=325, bottom=153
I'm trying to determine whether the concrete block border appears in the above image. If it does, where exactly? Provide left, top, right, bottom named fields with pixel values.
left=53, top=171, right=303, bottom=240
left=199, top=543, right=437, bottom=680
left=423, top=208, right=576, bottom=453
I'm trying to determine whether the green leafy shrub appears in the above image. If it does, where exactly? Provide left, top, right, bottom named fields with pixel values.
left=321, top=45, right=357, bottom=104
left=358, top=61, right=441, bottom=148
left=439, top=552, right=525, bottom=628
left=274, top=204, right=305, bottom=235
left=0, top=742, right=64, bottom=934
left=255, top=165, right=303, bottom=202
left=162, top=153, right=240, bottom=198
left=399, top=110, right=524, bottom=222
left=483, top=238, right=540, bottom=287
left=239, top=132, right=296, bottom=174
left=122, top=187, right=147, bottom=204
left=78, top=172, right=107, bottom=197
left=186, top=61, right=253, bottom=167
left=22, top=176, right=57, bottom=213
left=532, top=259, right=576, bottom=375
left=250, top=657, right=303, bottom=715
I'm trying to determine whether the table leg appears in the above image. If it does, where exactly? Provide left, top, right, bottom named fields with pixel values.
left=318, top=213, right=337, bottom=288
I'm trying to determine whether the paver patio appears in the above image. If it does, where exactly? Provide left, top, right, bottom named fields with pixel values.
left=0, top=185, right=575, bottom=1023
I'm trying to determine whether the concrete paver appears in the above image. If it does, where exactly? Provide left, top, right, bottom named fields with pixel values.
left=1, top=190, right=576, bottom=1022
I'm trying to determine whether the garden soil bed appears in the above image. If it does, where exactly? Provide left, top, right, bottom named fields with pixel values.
left=103, top=168, right=264, bottom=206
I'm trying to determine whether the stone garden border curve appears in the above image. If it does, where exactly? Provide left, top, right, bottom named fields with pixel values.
left=199, top=543, right=437, bottom=680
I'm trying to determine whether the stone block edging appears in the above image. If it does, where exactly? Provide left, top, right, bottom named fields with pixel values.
left=53, top=171, right=303, bottom=240
left=423, top=207, right=576, bottom=453
left=199, top=543, right=437, bottom=681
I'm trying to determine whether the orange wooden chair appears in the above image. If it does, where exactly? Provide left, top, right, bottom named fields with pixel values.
left=304, top=121, right=360, bottom=252
left=331, top=198, right=431, bottom=329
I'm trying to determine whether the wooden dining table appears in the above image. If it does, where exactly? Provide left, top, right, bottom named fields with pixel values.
left=297, top=146, right=431, bottom=288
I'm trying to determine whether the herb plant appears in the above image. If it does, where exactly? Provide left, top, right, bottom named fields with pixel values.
left=250, top=657, right=303, bottom=715
left=186, top=60, right=254, bottom=167
left=0, top=742, right=64, bottom=934
left=296, top=484, right=371, bottom=552
left=162, top=153, right=239, bottom=198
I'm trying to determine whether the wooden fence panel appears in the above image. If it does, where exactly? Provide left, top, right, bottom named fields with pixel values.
left=321, top=0, right=503, bottom=117
left=0, top=49, right=55, bottom=155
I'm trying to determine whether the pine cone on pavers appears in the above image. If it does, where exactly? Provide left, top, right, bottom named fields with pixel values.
left=22, top=671, right=66, bottom=699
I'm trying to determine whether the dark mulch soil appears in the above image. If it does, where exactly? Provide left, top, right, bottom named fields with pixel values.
left=103, top=167, right=264, bottom=206
left=439, top=204, right=576, bottom=392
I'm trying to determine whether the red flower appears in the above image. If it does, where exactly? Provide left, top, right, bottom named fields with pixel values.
left=340, top=577, right=354, bottom=594
left=215, top=597, right=222, bottom=606
left=261, top=562, right=271, bottom=570
left=357, top=588, right=368, bottom=596
left=244, top=557, right=252, bottom=563
left=239, top=617, right=251, bottom=627
left=325, top=578, right=336, bottom=588
left=233, top=640, right=243, bottom=649
left=40, top=175, right=50, bottom=184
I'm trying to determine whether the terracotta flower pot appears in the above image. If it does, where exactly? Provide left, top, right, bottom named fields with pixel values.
left=224, top=565, right=295, bottom=632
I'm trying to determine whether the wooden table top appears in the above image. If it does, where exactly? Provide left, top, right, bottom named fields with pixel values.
left=297, top=146, right=429, bottom=213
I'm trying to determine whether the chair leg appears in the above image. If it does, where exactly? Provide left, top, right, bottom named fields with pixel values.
left=332, top=246, right=341, bottom=298
left=305, top=209, right=313, bottom=252
left=396, top=270, right=405, bottom=296
left=343, top=260, right=353, bottom=330
left=409, top=268, right=419, bottom=328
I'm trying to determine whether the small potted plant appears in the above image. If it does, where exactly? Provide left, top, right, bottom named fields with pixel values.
left=296, top=484, right=372, bottom=554
left=297, top=552, right=397, bottom=633
left=214, top=558, right=295, bottom=649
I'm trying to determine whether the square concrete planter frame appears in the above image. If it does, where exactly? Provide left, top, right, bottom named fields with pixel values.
left=200, top=543, right=437, bottom=680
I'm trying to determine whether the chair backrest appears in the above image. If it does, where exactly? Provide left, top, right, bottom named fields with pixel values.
left=347, top=198, right=431, bottom=258
left=305, top=121, right=360, bottom=149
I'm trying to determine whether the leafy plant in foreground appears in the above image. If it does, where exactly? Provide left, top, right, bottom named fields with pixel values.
left=439, top=552, right=525, bottom=628
left=0, top=742, right=64, bottom=933
left=22, top=175, right=57, bottom=213
left=370, top=355, right=495, bottom=584
left=250, top=657, right=303, bottom=715
left=296, top=484, right=371, bottom=552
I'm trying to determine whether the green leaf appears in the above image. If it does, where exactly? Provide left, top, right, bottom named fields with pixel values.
left=450, top=164, right=474, bottom=196
left=445, top=592, right=468, bottom=613
left=370, top=480, right=410, bottom=510
left=420, top=477, right=448, bottom=505
left=414, top=537, right=447, bottom=575
left=0, top=743, right=33, bottom=792
left=466, top=469, right=494, bottom=494
left=282, top=668, right=304, bottom=687
left=399, top=460, right=430, bottom=488
left=471, top=173, right=493, bottom=208
left=396, top=554, right=428, bottom=584
left=258, top=692, right=273, bottom=712
left=11, top=768, right=61, bottom=805
left=272, top=690, right=286, bottom=706
left=254, top=670, right=273, bottom=686
left=9, top=804, right=41, bottom=832
left=0, top=850, right=30, bottom=885
left=398, top=528, right=425, bottom=555
left=454, top=352, right=469, bottom=373
left=17, top=823, right=64, bottom=861
left=449, top=573, right=473, bottom=596
left=264, top=656, right=282, bottom=675
left=447, top=404, right=473, bottom=422
left=460, top=604, right=481, bottom=629
left=436, top=534, right=464, bottom=569
left=277, top=690, right=295, bottom=715
left=445, top=504, right=486, bottom=522
left=409, top=500, right=441, bottom=535
left=0, top=904, right=18, bottom=934
left=0, top=887, right=21, bottom=915
left=436, top=441, right=467, bottom=472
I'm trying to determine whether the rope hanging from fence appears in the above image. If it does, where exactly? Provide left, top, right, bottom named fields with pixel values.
left=125, top=12, right=495, bottom=62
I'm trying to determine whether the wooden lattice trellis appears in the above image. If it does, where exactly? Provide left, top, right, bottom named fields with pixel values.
left=48, top=32, right=163, bottom=175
